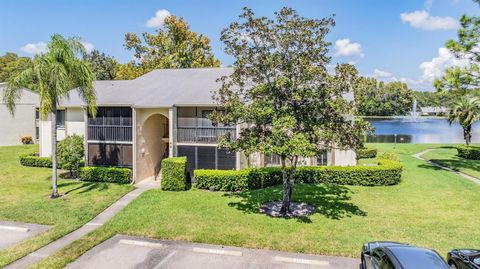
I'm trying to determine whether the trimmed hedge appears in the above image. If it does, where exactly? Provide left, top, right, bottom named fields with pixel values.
left=20, top=153, right=52, bottom=168
left=457, top=146, right=480, bottom=160
left=194, top=160, right=403, bottom=192
left=356, top=147, right=378, bottom=159
left=79, top=166, right=132, bottom=184
left=161, top=157, right=187, bottom=191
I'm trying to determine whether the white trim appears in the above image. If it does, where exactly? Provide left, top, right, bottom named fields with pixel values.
left=86, top=140, right=133, bottom=144
left=132, top=107, right=137, bottom=183
left=176, top=142, right=219, bottom=147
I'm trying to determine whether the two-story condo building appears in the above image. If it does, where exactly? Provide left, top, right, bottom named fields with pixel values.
left=38, top=68, right=356, bottom=182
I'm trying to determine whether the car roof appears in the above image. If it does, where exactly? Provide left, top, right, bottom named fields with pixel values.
left=368, top=241, right=408, bottom=250
left=386, top=246, right=450, bottom=269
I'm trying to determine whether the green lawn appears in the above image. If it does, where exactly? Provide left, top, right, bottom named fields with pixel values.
left=0, top=145, right=134, bottom=267
left=422, top=146, right=480, bottom=179
left=32, top=143, right=480, bottom=269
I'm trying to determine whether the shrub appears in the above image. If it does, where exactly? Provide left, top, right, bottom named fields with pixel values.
left=356, top=147, right=377, bottom=159
left=194, top=160, right=403, bottom=192
left=79, top=166, right=132, bottom=184
left=20, top=135, right=33, bottom=145
left=20, top=153, right=52, bottom=168
left=58, top=135, right=84, bottom=178
left=457, top=145, right=480, bottom=160
left=161, top=157, right=187, bottom=191
left=378, top=151, right=401, bottom=162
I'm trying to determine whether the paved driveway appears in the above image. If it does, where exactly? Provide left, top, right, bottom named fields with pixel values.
left=66, top=235, right=359, bottom=269
left=0, top=221, right=50, bottom=250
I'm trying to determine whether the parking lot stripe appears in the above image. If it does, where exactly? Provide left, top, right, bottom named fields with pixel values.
left=153, top=250, right=177, bottom=269
left=0, top=225, right=30, bottom=233
left=274, top=256, right=330, bottom=266
left=192, top=247, right=242, bottom=256
left=119, top=239, right=163, bottom=248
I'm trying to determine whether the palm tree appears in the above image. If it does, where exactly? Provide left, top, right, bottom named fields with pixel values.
left=3, top=34, right=96, bottom=198
left=448, top=95, right=480, bottom=146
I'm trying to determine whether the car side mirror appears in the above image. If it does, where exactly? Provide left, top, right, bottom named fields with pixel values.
left=364, top=250, right=371, bottom=256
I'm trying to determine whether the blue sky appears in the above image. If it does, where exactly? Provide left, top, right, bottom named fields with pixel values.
left=1, top=0, right=478, bottom=91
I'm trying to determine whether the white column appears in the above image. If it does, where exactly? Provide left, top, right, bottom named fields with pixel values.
left=132, top=107, right=137, bottom=183
left=168, top=106, right=177, bottom=157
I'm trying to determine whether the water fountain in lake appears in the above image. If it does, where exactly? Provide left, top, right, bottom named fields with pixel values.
left=405, top=99, right=421, bottom=122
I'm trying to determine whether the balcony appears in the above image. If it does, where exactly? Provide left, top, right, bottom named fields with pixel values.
left=176, top=127, right=236, bottom=144
left=88, top=125, right=133, bottom=142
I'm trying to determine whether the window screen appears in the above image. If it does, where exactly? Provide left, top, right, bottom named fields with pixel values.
left=176, top=146, right=237, bottom=176
left=88, top=143, right=133, bottom=168
left=317, top=150, right=328, bottom=166
left=217, top=149, right=236, bottom=170
left=56, top=110, right=65, bottom=128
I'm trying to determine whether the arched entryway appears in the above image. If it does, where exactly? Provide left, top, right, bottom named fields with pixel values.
left=138, top=113, right=169, bottom=181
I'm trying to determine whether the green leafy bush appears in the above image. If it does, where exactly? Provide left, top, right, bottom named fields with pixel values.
left=378, top=151, right=401, bottom=162
left=79, top=166, right=132, bottom=184
left=20, top=153, right=52, bottom=168
left=161, top=157, right=187, bottom=191
left=58, top=135, right=84, bottom=178
left=457, top=146, right=480, bottom=160
left=194, top=160, right=403, bottom=192
left=356, top=147, right=377, bottom=159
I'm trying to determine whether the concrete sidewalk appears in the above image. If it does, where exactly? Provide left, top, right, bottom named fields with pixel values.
left=5, top=179, right=159, bottom=269
left=413, top=149, right=480, bottom=185
left=66, top=235, right=360, bottom=269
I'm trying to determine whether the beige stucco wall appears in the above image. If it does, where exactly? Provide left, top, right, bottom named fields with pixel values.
left=135, top=108, right=169, bottom=181
left=39, top=107, right=85, bottom=157
left=332, top=149, right=357, bottom=166
left=0, top=104, right=36, bottom=146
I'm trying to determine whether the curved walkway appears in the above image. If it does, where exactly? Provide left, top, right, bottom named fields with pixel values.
left=413, top=149, right=480, bottom=185
left=5, top=179, right=159, bottom=269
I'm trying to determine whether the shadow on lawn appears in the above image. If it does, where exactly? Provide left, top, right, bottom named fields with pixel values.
left=224, top=184, right=366, bottom=223
left=57, top=181, right=109, bottom=195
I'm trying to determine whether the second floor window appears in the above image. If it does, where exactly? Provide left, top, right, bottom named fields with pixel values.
left=87, top=107, right=132, bottom=142
left=56, top=110, right=65, bottom=129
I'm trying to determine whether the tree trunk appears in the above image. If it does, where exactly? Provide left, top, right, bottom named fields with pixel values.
left=279, top=156, right=297, bottom=216
left=464, top=125, right=472, bottom=146
left=51, top=104, right=59, bottom=198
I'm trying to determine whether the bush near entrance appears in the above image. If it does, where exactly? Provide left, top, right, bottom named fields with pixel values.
left=161, top=157, right=187, bottom=191
left=356, top=147, right=378, bottom=159
left=20, top=153, right=52, bottom=168
left=194, top=160, right=403, bottom=192
left=457, top=146, right=480, bottom=160
left=79, top=167, right=132, bottom=184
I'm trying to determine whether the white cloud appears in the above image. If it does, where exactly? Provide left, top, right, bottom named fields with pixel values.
left=334, top=38, right=364, bottom=57
left=368, top=47, right=471, bottom=91
left=145, top=9, right=171, bottom=28
left=20, top=42, right=47, bottom=55
left=419, top=47, right=469, bottom=81
left=400, top=10, right=458, bottom=30
left=81, top=41, right=94, bottom=53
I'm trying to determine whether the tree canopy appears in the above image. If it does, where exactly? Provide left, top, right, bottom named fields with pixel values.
left=116, top=15, right=220, bottom=80
left=0, top=53, right=33, bottom=83
left=354, top=77, right=415, bottom=116
left=212, top=7, right=369, bottom=214
left=85, top=49, right=118, bottom=80
left=435, top=0, right=480, bottom=92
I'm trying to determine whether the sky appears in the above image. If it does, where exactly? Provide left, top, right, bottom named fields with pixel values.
left=1, top=0, right=479, bottom=91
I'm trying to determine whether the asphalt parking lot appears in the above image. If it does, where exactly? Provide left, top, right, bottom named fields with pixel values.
left=65, top=235, right=359, bottom=269
left=0, top=220, right=50, bottom=250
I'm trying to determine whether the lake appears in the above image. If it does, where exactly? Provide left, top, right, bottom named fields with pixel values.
left=365, top=117, right=480, bottom=144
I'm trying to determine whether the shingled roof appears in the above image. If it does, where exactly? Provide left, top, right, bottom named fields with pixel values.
left=57, top=67, right=354, bottom=107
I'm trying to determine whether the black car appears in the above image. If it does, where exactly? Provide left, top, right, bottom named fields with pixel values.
left=447, top=249, right=480, bottom=269
left=361, top=241, right=450, bottom=269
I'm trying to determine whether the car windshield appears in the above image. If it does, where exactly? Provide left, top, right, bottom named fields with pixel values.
left=473, top=256, right=480, bottom=265
left=388, top=247, right=450, bottom=269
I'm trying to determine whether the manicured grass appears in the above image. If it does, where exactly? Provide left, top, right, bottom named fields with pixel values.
left=34, top=144, right=480, bottom=269
left=0, top=145, right=134, bottom=268
left=422, top=146, right=480, bottom=179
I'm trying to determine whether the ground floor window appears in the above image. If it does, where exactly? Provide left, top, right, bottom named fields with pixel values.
left=317, top=149, right=328, bottom=166
left=87, top=143, right=133, bottom=168
left=177, top=145, right=237, bottom=178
